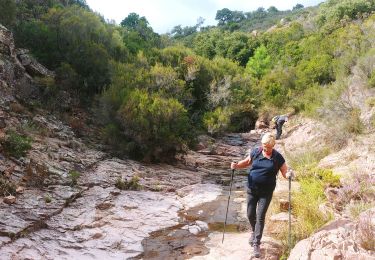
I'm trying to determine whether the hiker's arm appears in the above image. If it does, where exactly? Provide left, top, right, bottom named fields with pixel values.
left=280, top=163, right=288, bottom=178
left=231, top=155, right=251, bottom=169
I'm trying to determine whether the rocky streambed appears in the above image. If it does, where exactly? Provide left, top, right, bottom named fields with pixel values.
left=0, top=106, right=293, bottom=260
left=2, top=117, right=288, bottom=260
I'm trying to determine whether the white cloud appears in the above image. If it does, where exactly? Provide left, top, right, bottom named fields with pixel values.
left=86, top=0, right=324, bottom=34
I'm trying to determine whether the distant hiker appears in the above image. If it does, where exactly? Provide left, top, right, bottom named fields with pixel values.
left=230, top=133, right=293, bottom=258
left=272, top=114, right=288, bottom=140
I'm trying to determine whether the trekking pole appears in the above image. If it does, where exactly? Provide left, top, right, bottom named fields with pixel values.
left=222, top=169, right=235, bottom=243
left=288, top=175, right=292, bottom=250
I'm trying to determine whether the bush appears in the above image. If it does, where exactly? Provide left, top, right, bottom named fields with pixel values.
left=295, top=54, right=335, bottom=89
left=115, top=176, right=141, bottom=190
left=68, top=170, right=80, bottom=186
left=0, top=0, right=16, bottom=28
left=317, top=0, right=375, bottom=28
left=203, top=107, right=232, bottom=136
left=368, top=70, right=375, bottom=88
left=287, top=148, right=330, bottom=171
left=2, top=130, right=32, bottom=158
left=0, top=177, right=16, bottom=196
left=246, top=44, right=272, bottom=79
left=348, top=201, right=374, bottom=219
left=365, top=97, right=375, bottom=107
left=44, top=194, right=52, bottom=203
left=292, top=178, right=332, bottom=239
left=338, top=172, right=375, bottom=206
left=358, top=209, right=375, bottom=251
left=259, top=68, right=295, bottom=108
left=293, top=165, right=341, bottom=188
left=118, top=89, right=192, bottom=161
left=344, top=108, right=364, bottom=134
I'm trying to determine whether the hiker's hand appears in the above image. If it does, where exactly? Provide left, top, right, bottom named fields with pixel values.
left=286, top=169, right=295, bottom=180
left=231, top=162, right=237, bottom=169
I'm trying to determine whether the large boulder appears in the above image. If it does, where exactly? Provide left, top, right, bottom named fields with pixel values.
left=16, top=48, right=53, bottom=78
left=288, top=213, right=375, bottom=260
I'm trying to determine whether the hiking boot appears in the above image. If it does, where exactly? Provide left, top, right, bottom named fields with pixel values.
left=253, top=244, right=261, bottom=258
left=248, top=232, right=254, bottom=246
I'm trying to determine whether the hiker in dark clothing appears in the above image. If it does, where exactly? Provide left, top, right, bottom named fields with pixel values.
left=230, top=133, right=292, bottom=258
left=272, top=115, right=288, bottom=140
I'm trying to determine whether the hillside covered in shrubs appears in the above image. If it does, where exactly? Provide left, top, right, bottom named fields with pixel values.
left=1, top=0, right=375, bottom=163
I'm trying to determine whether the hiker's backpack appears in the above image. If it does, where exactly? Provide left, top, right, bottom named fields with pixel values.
left=271, top=115, right=279, bottom=123
left=251, top=146, right=280, bottom=174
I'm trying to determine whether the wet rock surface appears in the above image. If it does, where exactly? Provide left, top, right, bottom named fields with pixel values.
left=0, top=187, right=183, bottom=259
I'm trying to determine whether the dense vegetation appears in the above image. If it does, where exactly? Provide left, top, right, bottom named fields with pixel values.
left=1, top=0, right=375, bottom=162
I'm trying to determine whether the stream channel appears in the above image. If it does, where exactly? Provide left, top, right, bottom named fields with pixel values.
left=132, top=170, right=250, bottom=260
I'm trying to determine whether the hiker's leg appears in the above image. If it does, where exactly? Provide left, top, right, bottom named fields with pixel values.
left=254, top=191, right=273, bottom=245
left=279, top=121, right=285, bottom=138
left=247, top=190, right=259, bottom=233
left=276, top=123, right=282, bottom=139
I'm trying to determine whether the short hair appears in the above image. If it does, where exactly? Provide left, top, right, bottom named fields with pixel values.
left=261, top=132, right=276, bottom=146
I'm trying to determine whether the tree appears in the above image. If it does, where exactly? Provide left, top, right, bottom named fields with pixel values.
left=120, top=12, right=148, bottom=29
left=215, top=8, right=233, bottom=25
left=120, top=12, right=161, bottom=54
left=0, top=0, right=16, bottom=28
left=253, top=7, right=267, bottom=19
left=267, top=6, right=279, bottom=14
left=246, top=45, right=272, bottom=79
left=64, top=0, right=89, bottom=8
left=170, top=17, right=204, bottom=39
left=293, top=4, right=304, bottom=10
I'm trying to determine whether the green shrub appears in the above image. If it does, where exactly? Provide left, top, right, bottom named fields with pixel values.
left=68, top=170, right=80, bottom=186
left=371, top=114, right=375, bottom=128
left=101, top=124, right=127, bottom=149
left=338, top=172, right=375, bottom=206
left=344, top=108, right=364, bottom=134
left=203, top=107, right=232, bottom=136
left=292, top=178, right=332, bottom=239
left=317, top=0, right=375, bottom=28
left=368, top=71, right=375, bottom=88
left=118, top=89, right=192, bottom=161
left=366, top=97, right=375, bottom=107
left=246, top=44, right=272, bottom=79
left=115, top=176, right=141, bottom=190
left=348, top=201, right=374, bottom=219
left=0, top=177, right=16, bottom=196
left=295, top=54, right=335, bottom=88
left=293, top=165, right=340, bottom=188
left=2, top=130, right=32, bottom=158
left=358, top=210, right=375, bottom=251
left=287, top=148, right=330, bottom=171
left=0, top=0, right=16, bottom=28
left=44, top=194, right=52, bottom=203
left=315, top=167, right=341, bottom=187
left=297, top=84, right=325, bottom=117
left=281, top=147, right=339, bottom=254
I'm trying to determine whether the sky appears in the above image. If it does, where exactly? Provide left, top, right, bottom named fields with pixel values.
left=85, top=0, right=324, bottom=34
